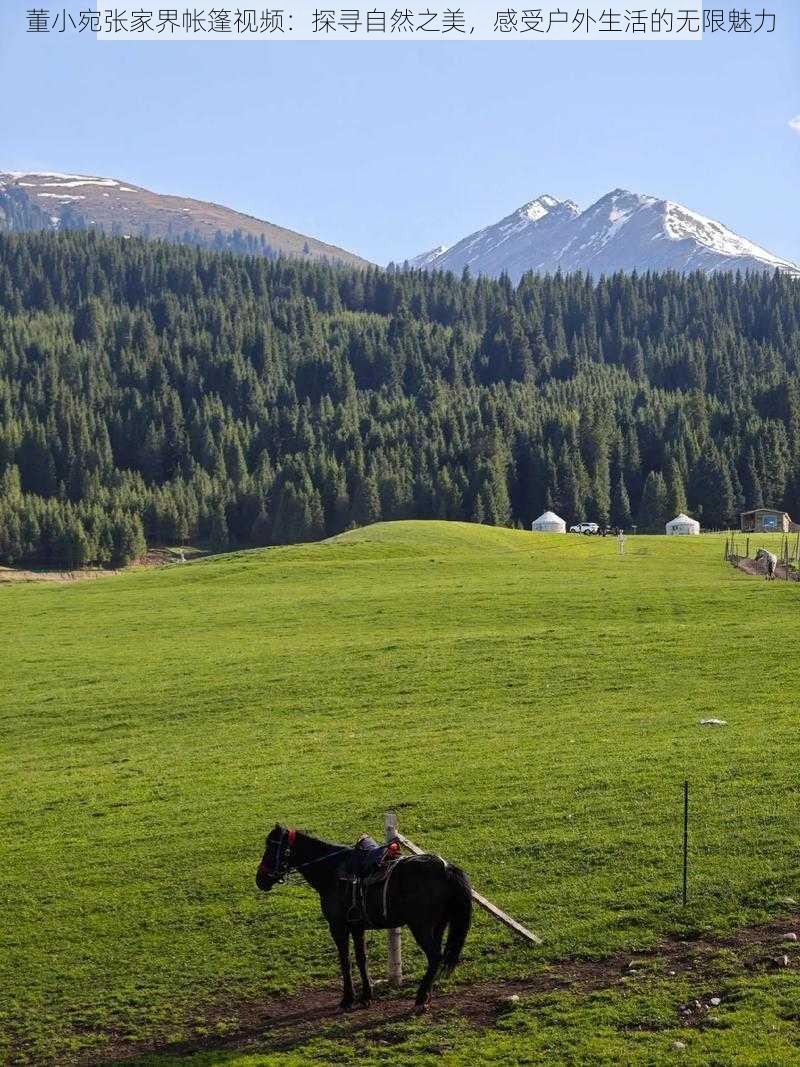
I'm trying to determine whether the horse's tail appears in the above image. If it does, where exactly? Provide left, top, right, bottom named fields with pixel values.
left=441, top=864, right=473, bottom=975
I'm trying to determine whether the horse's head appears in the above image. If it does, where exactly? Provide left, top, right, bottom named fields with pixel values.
left=256, top=824, right=295, bottom=891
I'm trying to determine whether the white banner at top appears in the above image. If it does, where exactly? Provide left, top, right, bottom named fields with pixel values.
left=89, top=3, right=736, bottom=41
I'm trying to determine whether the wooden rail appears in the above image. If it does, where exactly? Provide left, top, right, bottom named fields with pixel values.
left=394, top=829, right=543, bottom=946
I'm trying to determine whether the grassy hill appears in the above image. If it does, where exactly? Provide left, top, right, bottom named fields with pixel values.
left=3, top=522, right=799, bottom=1065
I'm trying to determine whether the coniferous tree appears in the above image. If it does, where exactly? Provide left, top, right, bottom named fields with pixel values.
left=111, top=513, right=146, bottom=566
left=350, top=473, right=381, bottom=528
left=741, top=448, right=764, bottom=510
left=690, top=448, right=735, bottom=530
left=666, top=459, right=687, bottom=518
left=590, top=451, right=611, bottom=527
left=638, top=471, right=669, bottom=533
left=611, top=472, right=632, bottom=529
left=55, top=517, right=91, bottom=569
left=208, top=500, right=230, bottom=551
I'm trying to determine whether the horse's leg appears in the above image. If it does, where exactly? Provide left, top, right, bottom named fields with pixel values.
left=331, top=922, right=355, bottom=1011
left=408, top=919, right=445, bottom=1012
left=352, top=925, right=372, bottom=1005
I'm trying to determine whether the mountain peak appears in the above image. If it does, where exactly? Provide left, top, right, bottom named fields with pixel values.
left=606, top=186, right=638, bottom=199
left=517, top=194, right=561, bottom=221
left=409, top=187, right=799, bottom=281
left=597, top=187, right=658, bottom=209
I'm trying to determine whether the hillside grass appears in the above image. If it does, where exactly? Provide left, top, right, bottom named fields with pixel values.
left=2, top=522, right=799, bottom=1064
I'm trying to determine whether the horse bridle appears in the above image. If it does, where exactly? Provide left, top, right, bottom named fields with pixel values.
left=260, top=829, right=366, bottom=883
left=264, top=827, right=297, bottom=882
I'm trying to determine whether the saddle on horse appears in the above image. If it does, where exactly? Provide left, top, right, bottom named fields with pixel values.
left=339, top=833, right=402, bottom=924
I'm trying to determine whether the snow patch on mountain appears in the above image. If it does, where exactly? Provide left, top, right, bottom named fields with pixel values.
left=407, top=244, right=448, bottom=268
left=422, top=194, right=583, bottom=278
left=33, top=178, right=121, bottom=189
left=409, top=187, right=799, bottom=280
left=663, top=201, right=794, bottom=270
left=519, top=194, right=559, bottom=222
left=7, top=171, right=104, bottom=182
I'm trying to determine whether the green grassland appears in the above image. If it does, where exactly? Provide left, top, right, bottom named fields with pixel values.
left=3, top=522, right=800, bottom=1065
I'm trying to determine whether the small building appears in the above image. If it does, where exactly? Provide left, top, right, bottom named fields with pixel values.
left=740, top=508, right=792, bottom=534
left=666, top=513, right=700, bottom=536
left=531, top=510, right=566, bottom=533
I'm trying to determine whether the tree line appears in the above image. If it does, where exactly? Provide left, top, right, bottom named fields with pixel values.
left=1, top=229, right=799, bottom=566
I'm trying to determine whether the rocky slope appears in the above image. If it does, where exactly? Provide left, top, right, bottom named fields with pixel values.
left=0, top=171, right=371, bottom=268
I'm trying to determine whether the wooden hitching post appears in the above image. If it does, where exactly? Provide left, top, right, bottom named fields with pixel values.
left=385, top=812, right=402, bottom=986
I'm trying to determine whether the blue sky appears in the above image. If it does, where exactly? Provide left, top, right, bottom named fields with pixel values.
left=1, top=2, right=798, bottom=265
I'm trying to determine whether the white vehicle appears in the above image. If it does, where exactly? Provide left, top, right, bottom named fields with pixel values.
left=569, top=522, right=600, bottom=534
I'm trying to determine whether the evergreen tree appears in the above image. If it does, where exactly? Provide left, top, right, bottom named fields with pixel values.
left=590, top=451, right=611, bottom=527
left=638, top=471, right=668, bottom=532
left=350, top=473, right=381, bottom=528
left=690, top=448, right=735, bottom=530
left=208, top=500, right=230, bottom=551
left=611, top=472, right=632, bottom=529
left=55, top=518, right=91, bottom=569
left=111, top=513, right=146, bottom=566
left=740, top=448, right=764, bottom=510
left=666, top=459, right=687, bottom=518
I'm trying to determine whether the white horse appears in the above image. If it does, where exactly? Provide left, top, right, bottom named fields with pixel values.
left=755, top=547, right=777, bottom=580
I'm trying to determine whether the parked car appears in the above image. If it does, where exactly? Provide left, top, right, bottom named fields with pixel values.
left=569, top=522, right=600, bottom=534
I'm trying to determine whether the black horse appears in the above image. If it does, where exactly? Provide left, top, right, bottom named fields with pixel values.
left=256, top=824, right=472, bottom=1011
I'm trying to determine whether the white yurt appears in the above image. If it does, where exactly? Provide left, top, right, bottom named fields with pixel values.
left=665, top=513, right=700, bottom=536
left=531, top=510, right=566, bottom=533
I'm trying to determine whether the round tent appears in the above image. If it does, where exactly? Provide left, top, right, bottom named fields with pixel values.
left=665, top=513, right=700, bottom=536
left=531, top=510, right=566, bottom=533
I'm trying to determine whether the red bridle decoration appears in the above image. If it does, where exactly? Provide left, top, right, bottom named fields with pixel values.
left=287, top=828, right=297, bottom=847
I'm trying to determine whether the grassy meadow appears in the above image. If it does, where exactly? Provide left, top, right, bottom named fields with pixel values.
left=3, top=522, right=800, bottom=1065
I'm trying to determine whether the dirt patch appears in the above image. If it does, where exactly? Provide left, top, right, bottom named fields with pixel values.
left=76, top=916, right=800, bottom=1066
left=0, top=550, right=198, bottom=584
left=731, top=556, right=799, bottom=581
left=0, top=565, right=124, bottom=584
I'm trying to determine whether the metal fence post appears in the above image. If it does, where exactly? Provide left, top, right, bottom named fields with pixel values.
left=682, top=780, right=689, bottom=906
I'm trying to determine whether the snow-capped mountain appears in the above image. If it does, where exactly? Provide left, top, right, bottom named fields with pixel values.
left=410, top=189, right=799, bottom=280
left=0, top=171, right=371, bottom=269
left=407, top=244, right=449, bottom=268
